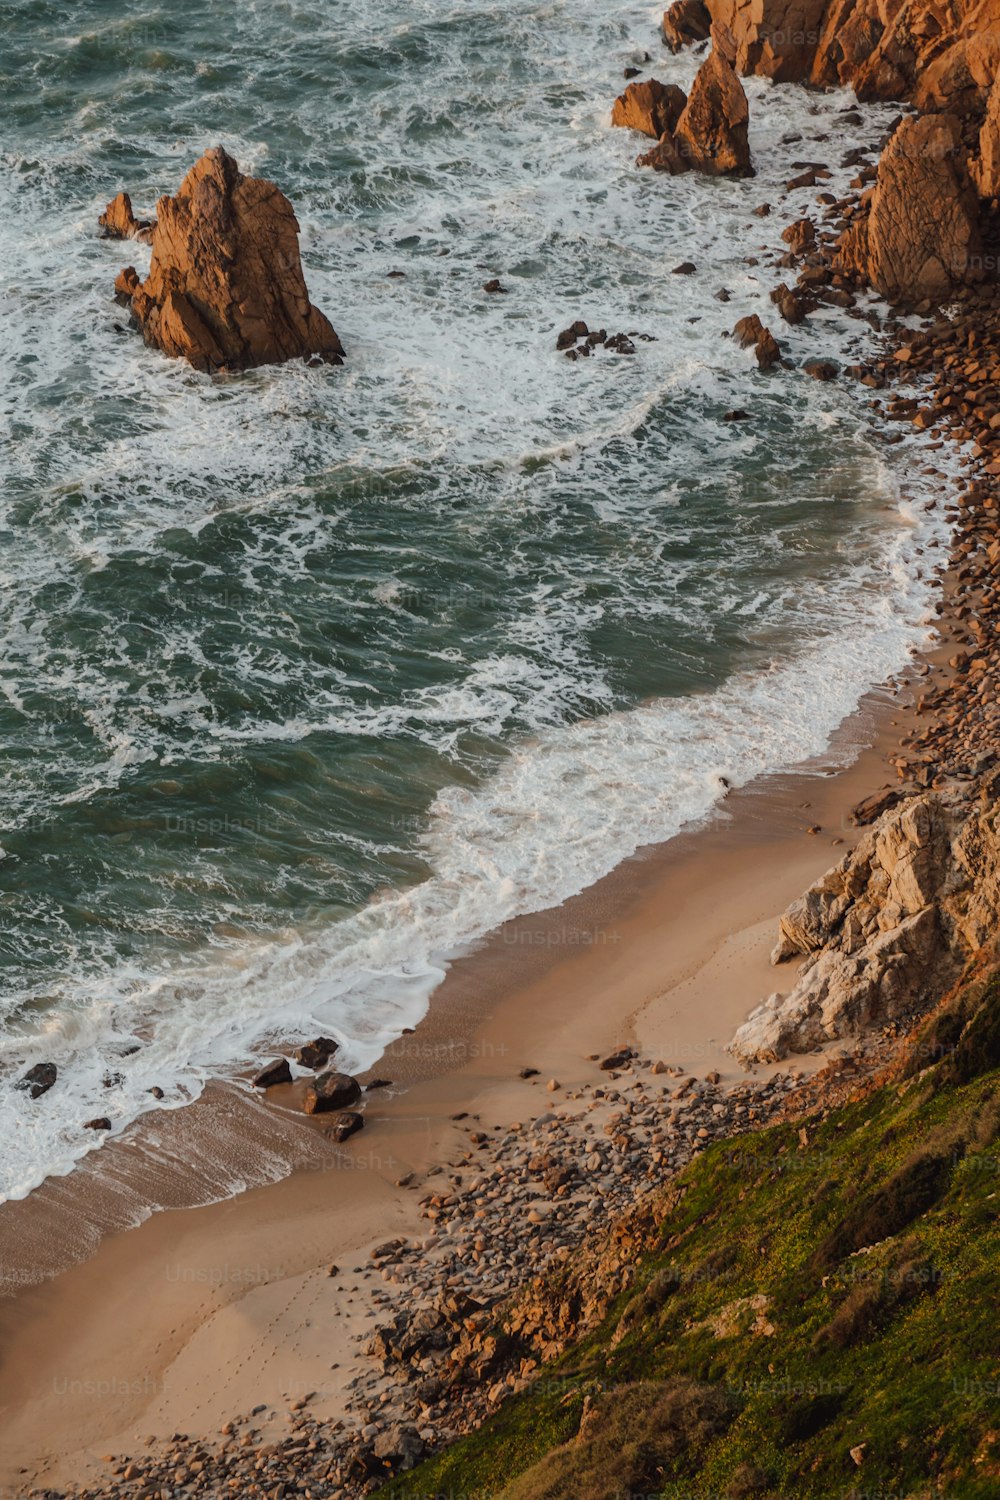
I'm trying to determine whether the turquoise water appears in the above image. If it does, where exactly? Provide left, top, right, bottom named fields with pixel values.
left=0, top=1, right=937, bottom=1199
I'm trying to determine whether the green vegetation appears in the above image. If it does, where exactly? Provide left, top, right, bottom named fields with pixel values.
left=383, top=972, right=1000, bottom=1499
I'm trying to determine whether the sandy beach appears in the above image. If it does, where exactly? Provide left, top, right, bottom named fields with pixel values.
left=0, top=674, right=929, bottom=1494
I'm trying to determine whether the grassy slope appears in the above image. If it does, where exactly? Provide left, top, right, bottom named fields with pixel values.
left=383, top=971, right=1000, bottom=1499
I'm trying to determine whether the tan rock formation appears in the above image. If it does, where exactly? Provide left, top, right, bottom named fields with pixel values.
left=673, top=46, right=753, bottom=175
left=114, top=147, right=343, bottom=373
left=973, top=70, right=1000, bottom=197
left=687, top=0, right=1000, bottom=116
left=611, top=79, right=687, bottom=139
left=710, top=0, right=828, bottom=81
left=836, top=114, right=983, bottom=302
left=730, top=782, right=1000, bottom=1065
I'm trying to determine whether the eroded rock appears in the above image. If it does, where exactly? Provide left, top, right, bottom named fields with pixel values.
left=674, top=46, right=753, bottom=176
left=731, top=788, right=1000, bottom=1064
left=113, top=146, right=344, bottom=373
left=662, top=0, right=712, bottom=52
left=836, top=114, right=982, bottom=303
left=99, top=191, right=156, bottom=244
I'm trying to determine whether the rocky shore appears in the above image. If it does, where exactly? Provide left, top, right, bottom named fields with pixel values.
left=29, top=1042, right=905, bottom=1500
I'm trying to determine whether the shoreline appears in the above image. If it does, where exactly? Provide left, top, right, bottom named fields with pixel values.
left=7, top=25, right=999, bottom=1498
left=0, top=673, right=937, bottom=1492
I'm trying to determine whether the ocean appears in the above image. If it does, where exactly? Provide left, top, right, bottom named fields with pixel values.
left=0, top=0, right=942, bottom=1203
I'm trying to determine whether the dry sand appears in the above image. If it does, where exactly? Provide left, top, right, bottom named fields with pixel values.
left=0, top=684, right=919, bottom=1493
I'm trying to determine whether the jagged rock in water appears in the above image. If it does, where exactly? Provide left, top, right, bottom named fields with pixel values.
left=673, top=46, right=752, bottom=176
left=98, top=191, right=156, bottom=243
left=113, top=146, right=343, bottom=373
left=732, top=313, right=781, bottom=367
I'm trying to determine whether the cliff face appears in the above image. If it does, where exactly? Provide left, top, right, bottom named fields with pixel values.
left=704, top=0, right=1000, bottom=106
left=731, top=779, right=1000, bottom=1064
left=835, top=112, right=983, bottom=300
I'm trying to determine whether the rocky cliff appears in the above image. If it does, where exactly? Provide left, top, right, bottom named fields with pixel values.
left=731, top=772, right=1000, bottom=1065
left=663, top=0, right=1000, bottom=303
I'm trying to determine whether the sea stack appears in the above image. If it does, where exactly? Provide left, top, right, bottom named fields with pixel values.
left=107, top=146, right=344, bottom=373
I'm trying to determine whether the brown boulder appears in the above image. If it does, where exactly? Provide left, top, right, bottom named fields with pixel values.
left=115, top=147, right=344, bottom=373
left=674, top=48, right=752, bottom=176
left=733, top=313, right=782, bottom=368
left=99, top=192, right=155, bottom=244
left=303, top=1070, right=362, bottom=1115
left=662, top=0, right=712, bottom=51
left=802, top=358, right=839, bottom=381
left=770, top=282, right=813, bottom=323
left=837, top=114, right=983, bottom=303
left=781, top=217, right=816, bottom=255
left=611, top=79, right=687, bottom=139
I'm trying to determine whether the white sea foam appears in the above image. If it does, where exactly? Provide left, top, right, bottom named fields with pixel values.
left=0, top=0, right=958, bottom=1204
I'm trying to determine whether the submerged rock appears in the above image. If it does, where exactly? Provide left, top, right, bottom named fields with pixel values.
left=732, top=314, right=781, bottom=369
left=112, top=146, right=344, bottom=373
left=17, top=1061, right=57, bottom=1099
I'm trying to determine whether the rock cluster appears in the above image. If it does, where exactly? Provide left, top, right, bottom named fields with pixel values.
left=732, top=312, right=782, bottom=368
left=661, top=0, right=1000, bottom=304
left=109, top=147, right=344, bottom=373
left=614, top=47, right=752, bottom=177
